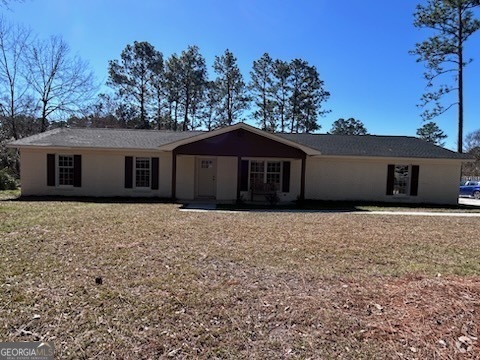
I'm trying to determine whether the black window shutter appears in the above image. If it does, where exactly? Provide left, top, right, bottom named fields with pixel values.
left=47, top=154, right=55, bottom=186
left=151, top=157, right=159, bottom=190
left=73, top=155, right=82, bottom=187
left=282, top=161, right=291, bottom=192
left=386, top=164, right=395, bottom=195
left=240, top=160, right=249, bottom=191
left=125, top=156, right=133, bottom=189
left=410, top=165, right=419, bottom=196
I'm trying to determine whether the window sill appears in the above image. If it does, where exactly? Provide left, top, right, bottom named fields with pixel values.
left=133, top=188, right=152, bottom=192
left=56, top=186, right=75, bottom=190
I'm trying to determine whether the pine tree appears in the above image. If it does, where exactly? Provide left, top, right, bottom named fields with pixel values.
left=411, top=0, right=480, bottom=153
left=212, top=49, right=249, bottom=126
left=107, top=41, right=163, bottom=129
left=249, top=53, right=276, bottom=131
left=177, top=45, right=207, bottom=130
left=416, top=121, right=447, bottom=146
left=271, top=60, right=291, bottom=133
left=330, top=118, right=368, bottom=135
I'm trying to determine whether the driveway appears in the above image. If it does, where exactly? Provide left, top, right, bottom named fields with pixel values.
left=459, top=197, right=480, bottom=207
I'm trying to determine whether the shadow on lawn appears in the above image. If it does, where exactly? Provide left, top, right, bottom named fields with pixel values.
left=4, top=195, right=174, bottom=204
left=2, top=194, right=480, bottom=213
left=216, top=199, right=480, bottom=213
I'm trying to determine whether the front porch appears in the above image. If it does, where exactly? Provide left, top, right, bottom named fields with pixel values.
left=170, top=128, right=308, bottom=202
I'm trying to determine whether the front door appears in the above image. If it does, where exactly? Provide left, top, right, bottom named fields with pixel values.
left=197, top=158, right=216, bottom=198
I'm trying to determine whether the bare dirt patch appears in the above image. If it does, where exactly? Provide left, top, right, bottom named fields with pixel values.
left=0, top=199, right=479, bottom=359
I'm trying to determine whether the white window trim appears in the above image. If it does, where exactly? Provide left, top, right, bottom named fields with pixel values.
left=134, top=157, right=151, bottom=190
left=57, top=154, right=74, bottom=188
left=248, top=159, right=283, bottom=192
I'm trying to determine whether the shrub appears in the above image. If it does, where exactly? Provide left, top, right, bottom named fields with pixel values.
left=0, top=168, right=17, bottom=190
left=265, top=191, right=280, bottom=206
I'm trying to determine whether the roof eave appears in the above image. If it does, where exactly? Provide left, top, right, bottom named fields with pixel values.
left=8, top=144, right=168, bottom=152
left=309, top=153, right=473, bottom=162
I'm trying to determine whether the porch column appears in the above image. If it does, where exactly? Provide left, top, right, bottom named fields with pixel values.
left=300, top=155, right=306, bottom=201
left=171, top=150, right=177, bottom=200
left=236, top=156, right=241, bottom=201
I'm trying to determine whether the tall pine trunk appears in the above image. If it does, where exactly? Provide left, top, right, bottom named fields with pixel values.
left=457, top=2, right=463, bottom=153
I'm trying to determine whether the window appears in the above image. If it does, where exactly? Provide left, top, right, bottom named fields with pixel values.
left=48, top=154, right=81, bottom=187
left=266, top=161, right=281, bottom=190
left=58, top=155, right=74, bottom=186
left=250, top=160, right=265, bottom=190
left=201, top=160, right=213, bottom=169
left=125, top=157, right=158, bottom=190
left=386, top=164, right=419, bottom=197
left=393, top=165, right=409, bottom=195
left=135, top=158, right=151, bottom=188
left=249, top=160, right=282, bottom=191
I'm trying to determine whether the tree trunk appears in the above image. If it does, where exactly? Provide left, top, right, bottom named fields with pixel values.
left=174, top=101, right=178, bottom=131
left=9, top=88, right=18, bottom=140
left=41, top=100, right=48, bottom=132
left=183, top=90, right=190, bottom=131
left=457, top=3, right=464, bottom=153
left=140, top=90, right=146, bottom=129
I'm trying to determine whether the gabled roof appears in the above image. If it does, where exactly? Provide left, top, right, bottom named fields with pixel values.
left=8, top=123, right=471, bottom=160
left=156, top=123, right=321, bottom=155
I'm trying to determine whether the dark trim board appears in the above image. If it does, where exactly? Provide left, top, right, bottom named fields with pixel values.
left=47, top=154, right=55, bottom=186
left=125, top=156, right=133, bottom=189
left=151, top=157, right=159, bottom=190
left=410, top=165, right=420, bottom=196
left=73, top=155, right=82, bottom=187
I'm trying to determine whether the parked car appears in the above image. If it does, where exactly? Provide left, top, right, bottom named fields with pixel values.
left=459, top=180, right=480, bottom=199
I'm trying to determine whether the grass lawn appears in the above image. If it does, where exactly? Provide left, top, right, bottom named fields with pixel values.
left=1, top=195, right=479, bottom=359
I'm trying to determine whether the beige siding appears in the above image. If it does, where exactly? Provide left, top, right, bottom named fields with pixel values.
left=20, top=148, right=171, bottom=197
left=19, top=148, right=463, bottom=205
left=176, top=155, right=195, bottom=200
left=20, top=149, right=46, bottom=196
left=216, top=157, right=237, bottom=201
left=288, top=159, right=302, bottom=201
left=418, top=162, right=461, bottom=204
left=305, top=156, right=461, bottom=205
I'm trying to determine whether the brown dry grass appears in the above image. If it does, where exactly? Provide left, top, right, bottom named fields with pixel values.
left=1, top=197, right=479, bottom=359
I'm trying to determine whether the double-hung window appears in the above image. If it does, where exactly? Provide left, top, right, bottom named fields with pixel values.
left=135, top=157, right=151, bottom=188
left=124, top=156, right=158, bottom=190
left=47, top=154, right=81, bottom=187
left=250, top=160, right=282, bottom=191
left=58, top=155, right=74, bottom=186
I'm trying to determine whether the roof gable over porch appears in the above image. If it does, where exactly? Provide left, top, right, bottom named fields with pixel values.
left=173, top=127, right=307, bottom=158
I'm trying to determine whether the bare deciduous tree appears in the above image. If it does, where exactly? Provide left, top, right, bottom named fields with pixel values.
left=25, top=35, right=96, bottom=131
left=0, top=18, right=32, bottom=139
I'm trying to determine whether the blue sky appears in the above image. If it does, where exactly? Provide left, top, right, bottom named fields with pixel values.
left=5, top=0, right=480, bottom=150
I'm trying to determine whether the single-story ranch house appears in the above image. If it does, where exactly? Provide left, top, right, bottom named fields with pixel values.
left=8, top=123, right=470, bottom=205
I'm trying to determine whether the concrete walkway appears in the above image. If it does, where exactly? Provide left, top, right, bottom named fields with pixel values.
left=353, top=210, right=480, bottom=217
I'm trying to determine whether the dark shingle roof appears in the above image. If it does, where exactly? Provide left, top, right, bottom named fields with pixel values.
left=9, top=128, right=204, bottom=150
left=278, top=133, right=469, bottom=160
left=9, top=127, right=470, bottom=160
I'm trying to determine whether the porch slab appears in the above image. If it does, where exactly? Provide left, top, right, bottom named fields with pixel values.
left=180, top=202, right=217, bottom=211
